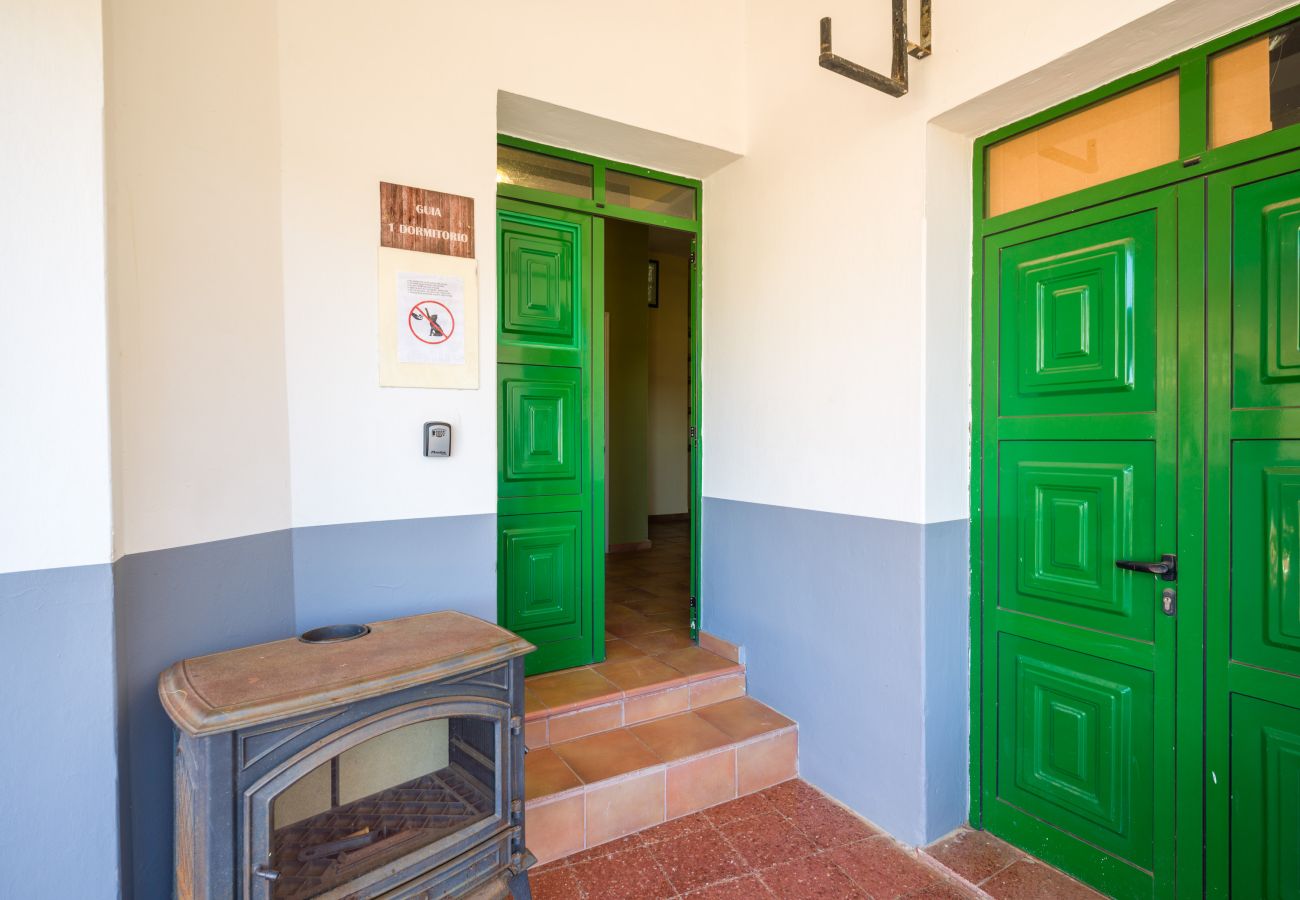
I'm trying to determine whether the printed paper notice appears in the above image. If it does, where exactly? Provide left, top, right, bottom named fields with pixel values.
left=396, top=271, right=465, bottom=365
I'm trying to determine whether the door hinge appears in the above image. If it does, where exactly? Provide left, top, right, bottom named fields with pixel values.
left=689, top=250, right=697, bottom=267
left=689, top=425, right=698, bottom=443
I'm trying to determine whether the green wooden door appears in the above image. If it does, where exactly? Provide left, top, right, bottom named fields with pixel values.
left=497, top=200, right=604, bottom=675
left=979, top=188, right=1182, bottom=899
left=1206, top=151, right=1300, bottom=899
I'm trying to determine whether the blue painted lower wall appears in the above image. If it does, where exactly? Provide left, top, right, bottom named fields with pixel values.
left=10, top=504, right=965, bottom=897
left=115, top=530, right=297, bottom=900
left=701, top=498, right=969, bottom=846
left=109, top=514, right=495, bottom=899
left=0, top=564, right=120, bottom=899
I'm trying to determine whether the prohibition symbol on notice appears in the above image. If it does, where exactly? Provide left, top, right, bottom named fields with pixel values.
left=409, top=300, right=455, bottom=345
left=395, top=270, right=465, bottom=366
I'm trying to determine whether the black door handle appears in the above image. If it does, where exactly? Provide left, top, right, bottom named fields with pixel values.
left=1115, top=553, right=1176, bottom=581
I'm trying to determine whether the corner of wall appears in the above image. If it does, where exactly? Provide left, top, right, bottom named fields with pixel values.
left=920, top=517, right=971, bottom=844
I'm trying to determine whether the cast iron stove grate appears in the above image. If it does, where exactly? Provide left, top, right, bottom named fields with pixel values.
left=270, top=765, right=493, bottom=899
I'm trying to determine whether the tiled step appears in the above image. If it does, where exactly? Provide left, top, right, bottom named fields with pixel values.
left=524, top=646, right=745, bottom=749
left=524, top=696, right=799, bottom=864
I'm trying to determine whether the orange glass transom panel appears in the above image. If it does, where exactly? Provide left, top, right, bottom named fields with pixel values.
left=1209, top=21, right=1300, bottom=149
left=987, top=74, right=1180, bottom=217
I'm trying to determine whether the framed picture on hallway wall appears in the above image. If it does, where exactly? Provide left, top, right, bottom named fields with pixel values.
left=647, top=259, right=660, bottom=308
left=376, top=246, right=479, bottom=389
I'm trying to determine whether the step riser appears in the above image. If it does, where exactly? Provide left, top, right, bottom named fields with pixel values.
left=526, top=671, right=747, bottom=749
left=526, top=727, right=798, bottom=864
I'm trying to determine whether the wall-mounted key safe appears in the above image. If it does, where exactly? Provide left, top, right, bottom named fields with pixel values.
left=423, top=421, right=451, bottom=457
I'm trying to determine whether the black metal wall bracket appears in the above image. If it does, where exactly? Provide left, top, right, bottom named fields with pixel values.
left=819, top=0, right=932, bottom=98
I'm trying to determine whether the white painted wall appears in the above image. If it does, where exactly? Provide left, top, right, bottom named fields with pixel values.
left=0, top=0, right=113, bottom=574
left=648, top=247, right=691, bottom=517
left=105, top=0, right=292, bottom=557
left=88, top=0, right=1296, bottom=556
left=704, top=0, right=1290, bottom=527
left=276, top=0, right=745, bottom=529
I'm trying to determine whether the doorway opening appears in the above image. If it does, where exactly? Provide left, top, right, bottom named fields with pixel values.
left=603, top=223, right=695, bottom=661
left=495, top=137, right=702, bottom=677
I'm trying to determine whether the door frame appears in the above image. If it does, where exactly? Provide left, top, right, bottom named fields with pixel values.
left=970, top=5, right=1300, bottom=896
left=496, top=136, right=705, bottom=662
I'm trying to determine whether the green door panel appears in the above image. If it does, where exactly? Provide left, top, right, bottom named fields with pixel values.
left=997, top=634, right=1154, bottom=871
left=998, top=212, right=1158, bottom=418
left=997, top=441, right=1156, bottom=641
left=1233, top=170, right=1300, bottom=409
left=1231, top=441, right=1300, bottom=678
left=1207, top=152, right=1300, bottom=898
left=498, top=363, right=582, bottom=498
left=981, top=188, right=1179, bottom=900
left=498, top=211, right=584, bottom=368
left=1230, top=695, right=1300, bottom=900
left=497, top=201, right=601, bottom=675
left=499, top=511, right=584, bottom=639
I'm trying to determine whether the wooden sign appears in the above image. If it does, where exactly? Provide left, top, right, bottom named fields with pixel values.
left=379, top=182, right=474, bottom=258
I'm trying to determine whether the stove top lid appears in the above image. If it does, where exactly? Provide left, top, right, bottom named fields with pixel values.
left=158, top=611, right=534, bottom=736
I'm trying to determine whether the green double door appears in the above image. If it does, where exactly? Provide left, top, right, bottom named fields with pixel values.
left=980, top=151, right=1300, bottom=898
left=497, top=200, right=604, bottom=675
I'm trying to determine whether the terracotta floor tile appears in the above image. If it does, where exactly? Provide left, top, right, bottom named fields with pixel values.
left=524, top=717, right=548, bottom=750
left=980, top=860, right=1106, bottom=899
left=564, top=831, right=646, bottom=864
left=631, top=712, right=735, bottom=762
left=667, top=749, right=736, bottom=818
left=546, top=701, right=623, bottom=744
left=785, top=795, right=879, bottom=848
left=925, top=827, right=1024, bottom=885
left=758, top=854, right=868, bottom=899
left=585, top=770, right=666, bottom=846
left=607, top=612, right=672, bottom=638
left=551, top=729, right=662, bottom=783
left=718, top=811, right=818, bottom=869
left=760, top=778, right=824, bottom=816
left=682, top=874, right=775, bottom=898
left=638, top=810, right=716, bottom=845
left=737, top=730, right=798, bottom=794
left=608, top=586, right=659, bottom=604
left=526, top=668, right=619, bottom=714
left=909, top=880, right=981, bottom=899
left=697, top=631, right=741, bottom=663
left=524, top=748, right=582, bottom=801
left=688, top=673, right=745, bottom=708
left=569, top=846, right=676, bottom=900
left=593, top=655, right=689, bottom=695
left=523, top=688, right=548, bottom=716
left=693, top=696, right=794, bottom=741
left=651, top=827, right=748, bottom=893
left=603, top=638, right=649, bottom=663
left=703, top=790, right=777, bottom=825
left=625, top=628, right=697, bottom=656
left=658, top=646, right=739, bottom=679
left=525, top=794, right=585, bottom=864
left=825, top=836, right=940, bottom=898
left=527, top=864, right=582, bottom=900
left=644, top=610, right=690, bottom=628
left=627, top=596, right=687, bottom=617
left=624, top=684, right=691, bottom=725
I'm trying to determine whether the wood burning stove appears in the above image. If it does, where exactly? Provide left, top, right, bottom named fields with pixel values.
left=159, top=612, right=536, bottom=899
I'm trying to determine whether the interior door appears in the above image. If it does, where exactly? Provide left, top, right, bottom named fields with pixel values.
left=1207, top=151, right=1300, bottom=899
left=979, top=187, right=1180, bottom=899
left=497, top=199, right=603, bottom=675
